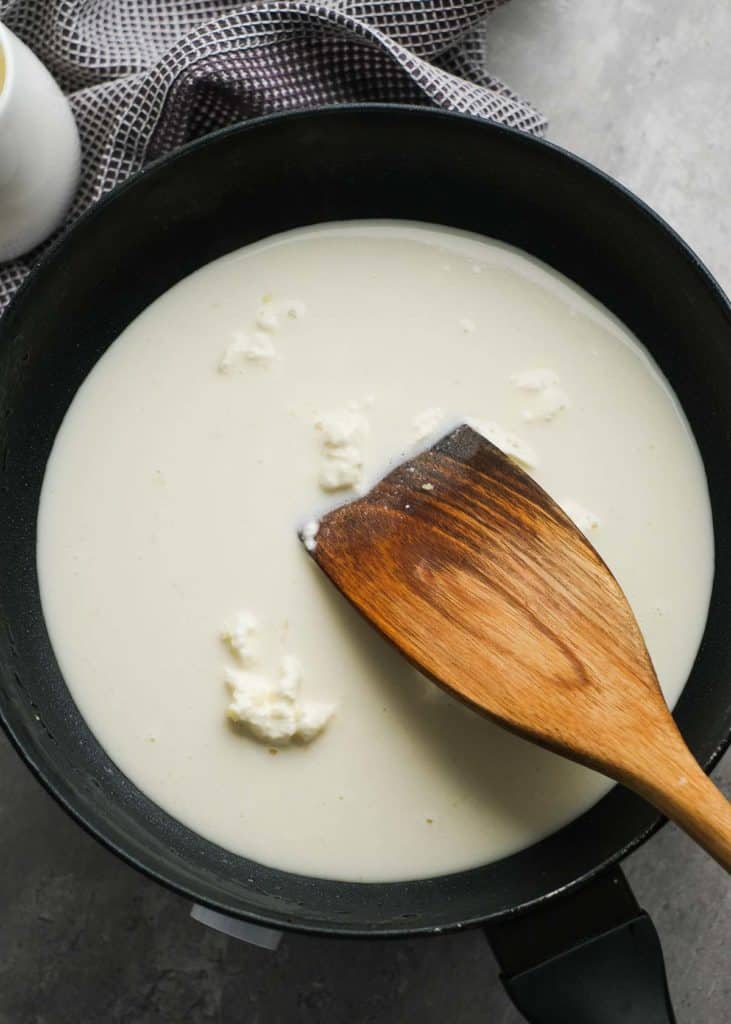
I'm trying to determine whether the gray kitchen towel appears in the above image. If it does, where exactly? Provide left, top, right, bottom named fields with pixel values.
left=0, top=1, right=544, bottom=312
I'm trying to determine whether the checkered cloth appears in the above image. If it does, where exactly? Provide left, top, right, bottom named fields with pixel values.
left=0, top=1, right=544, bottom=313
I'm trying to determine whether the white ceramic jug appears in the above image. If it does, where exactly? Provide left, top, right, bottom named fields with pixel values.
left=0, top=22, right=80, bottom=261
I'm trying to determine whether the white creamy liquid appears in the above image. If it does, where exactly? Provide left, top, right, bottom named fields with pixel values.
left=37, top=222, right=714, bottom=882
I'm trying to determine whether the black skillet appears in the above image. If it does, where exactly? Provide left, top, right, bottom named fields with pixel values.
left=0, top=106, right=729, bottom=1023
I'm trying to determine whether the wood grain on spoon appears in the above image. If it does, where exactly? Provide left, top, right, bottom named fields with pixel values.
left=302, top=424, right=731, bottom=871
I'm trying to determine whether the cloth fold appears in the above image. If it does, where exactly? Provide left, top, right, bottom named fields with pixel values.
left=0, top=0, right=544, bottom=312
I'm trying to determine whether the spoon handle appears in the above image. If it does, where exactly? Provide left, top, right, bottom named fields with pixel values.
left=624, top=724, right=731, bottom=872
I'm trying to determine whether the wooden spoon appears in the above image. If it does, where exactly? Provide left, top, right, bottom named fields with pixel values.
left=302, top=424, right=731, bottom=870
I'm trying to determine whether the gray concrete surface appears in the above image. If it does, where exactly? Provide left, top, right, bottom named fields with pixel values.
left=1, top=1, right=730, bottom=1020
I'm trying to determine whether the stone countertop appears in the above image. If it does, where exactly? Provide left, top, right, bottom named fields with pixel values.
left=1, top=1, right=729, bottom=1021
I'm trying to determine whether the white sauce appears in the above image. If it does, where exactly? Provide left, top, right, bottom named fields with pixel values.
left=413, top=406, right=446, bottom=441
left=37, top=222, right=714, bottom=882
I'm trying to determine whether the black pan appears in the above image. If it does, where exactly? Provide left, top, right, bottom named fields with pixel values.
left=0, top=106, right=729, bottom=1024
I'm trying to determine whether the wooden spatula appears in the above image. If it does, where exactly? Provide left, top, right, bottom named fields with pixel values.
left=301, top=424, right=731, bottom=870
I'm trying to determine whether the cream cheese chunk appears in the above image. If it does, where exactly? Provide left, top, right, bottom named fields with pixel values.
left=315, top=406, right=369, bottom=491
left=220, top=611, right=260, bottom=664
left=222, top=613, right=334, bottom=744
left=225, top=654, right=335, bottom=745
left=218, top=330, right=277, bottom=371
left=255, top=307, right=280, bottom=332
left=301, top=519, right=320, bottom=552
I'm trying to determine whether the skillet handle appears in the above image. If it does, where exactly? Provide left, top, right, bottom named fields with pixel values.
left=485, top=866, right=676, bottom=1024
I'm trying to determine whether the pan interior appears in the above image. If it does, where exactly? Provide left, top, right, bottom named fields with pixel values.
left=35, top=220, right=713, bottom=883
